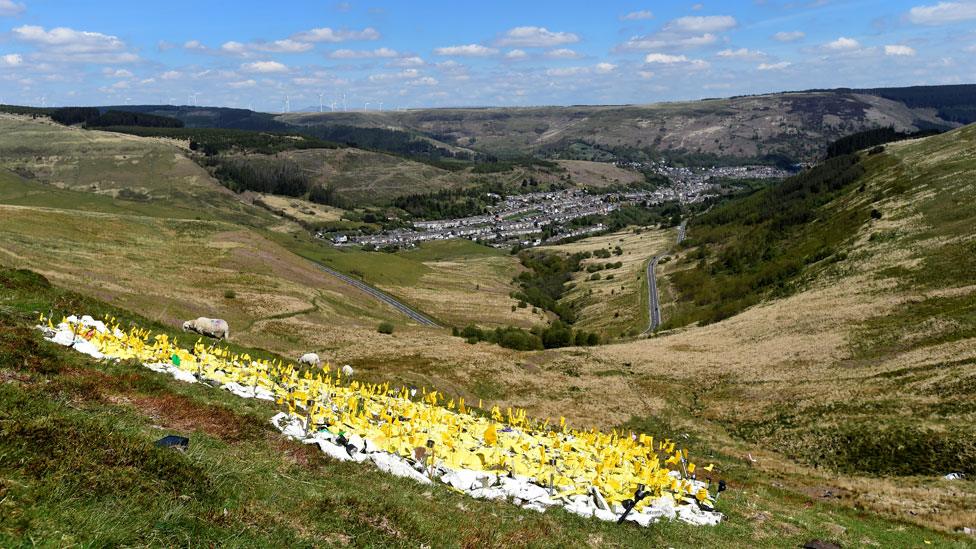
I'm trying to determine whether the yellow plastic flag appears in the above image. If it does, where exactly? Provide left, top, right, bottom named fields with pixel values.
left=483, top=423, right=497, bottom=446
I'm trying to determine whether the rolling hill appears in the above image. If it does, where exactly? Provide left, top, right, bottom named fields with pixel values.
left=1, top=110, right=975, bottom=545
left=93, top=84, right=976, bottom=167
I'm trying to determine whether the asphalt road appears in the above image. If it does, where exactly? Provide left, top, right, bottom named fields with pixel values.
left=308, top=262, right=440, bottom=327
left=644, top=255, right=663, bottom=333
left=644, top=220, right=687, bottom=334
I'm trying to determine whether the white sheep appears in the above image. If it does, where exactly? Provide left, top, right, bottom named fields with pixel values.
left=341, top=364, right=354, bottom=377
left=182, top=317, right=229, bottom=340
left=298, top=352, right=321, bottom=367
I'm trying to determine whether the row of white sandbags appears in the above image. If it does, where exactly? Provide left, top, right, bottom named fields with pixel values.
left=38, top=321, right=722, bottom=528
left=269, top=412, right=723, bottom=527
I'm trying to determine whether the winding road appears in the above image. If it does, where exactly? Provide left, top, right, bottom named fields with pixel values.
left=644, top=220, right=687, bottom=334
left=309, top=262, right=440, bottom=327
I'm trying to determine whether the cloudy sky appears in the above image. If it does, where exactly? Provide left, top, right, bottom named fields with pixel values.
left=1, top=0, right=975, bottom=111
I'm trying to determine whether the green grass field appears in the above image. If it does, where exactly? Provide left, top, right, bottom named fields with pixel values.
left=1, top=268, right=967, bottom=547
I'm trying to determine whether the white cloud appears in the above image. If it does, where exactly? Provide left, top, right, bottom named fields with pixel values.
left=907, top=2, right=976, bottom=25
left=644, top=53, right=689, bottom=64
left=0, top=53, right=23, bottom=67
left=545, top=48, right=581, bottom=59
left=717, top=48, right=766, bottom=60
left=643, top=53, right=709, bottom=69
left=638, top=70, right=655, bottom=79
left=369, top=69, right=424, bottom=82
left=329, top=47, right=399, bottom=59
left=773, top=31, right=805, bottom=42
left=228, top=79, right=257, bottom=88
left=885, top=44, right=917, bottom=56
left=824, top=37, right=861, bottom=50
left=256, top=39, right=313, bottom=54
left=12, top=25, right=139, bottom=63
left=757, top=61, right=791, bottom=71
left=408, top=76, right=438, bottom=86
left=545, top=66, right=587, bottom=77
left=184, top=40, right=207, bottom=51
left=103, top=68, right=133, bottom=78
left=433, top=44, right=498, bottom=56
left=13, top=25, right=124, bottom=53
left=160, top=70, right=182, bottom=80
left=241, top=60, right=289, bottom=73
left=292, top=27, right=380, bottom=43
left=496, top=26, right=580, bottom=47
left=665, top=15, right=737, bottom=33
left=505, top=49, right=527, bottom=59
left=0, top=0, right=25, bottom=16
left=390, top=56, right=425, bottom=67
left=545, top=62, right=617, bottom=77
left=619, top=33, right=718, bottom=51
left=620, top=10, right=653, bottom=21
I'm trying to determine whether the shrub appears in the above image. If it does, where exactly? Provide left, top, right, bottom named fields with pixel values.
left=377, top=322, right=394, bottom=334
left=223, top=290, right=236, bottom=299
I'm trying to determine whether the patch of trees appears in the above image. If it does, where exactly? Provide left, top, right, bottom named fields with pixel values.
left=300, top=124, right=471, bottom=164
left=107, top=127, right=339, bottom=155
left=211, top=157, right=311, bottom=197
left=857, top=84, right=976, bottom=124
left=308, top=184, right=343, bottom=208
left=453, top=322, right=599, bottom=351
left=50, top=107, right=100, bottom=126
left=826, top=127, right=942, bottom=158
left=48, top=108, right=184, bottom=128
left=0, top=104, right=54, bottom=117
left=392, top=185, right=504, bottom=219
left=513, top=250, right=586, bottom=323
left=668, top=153, right=869, bottom=327
left=86, top=110, right=184, bottom=128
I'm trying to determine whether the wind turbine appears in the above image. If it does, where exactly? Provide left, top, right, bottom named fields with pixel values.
left=318, top=93, right=324, bottom=113
left=284, top=94, right=290, bottom=113
left=364, top=101, right=370, bottom=112
left=342, top=92, right=347, bottom=112
left=378, top=101, right=383, bottom=111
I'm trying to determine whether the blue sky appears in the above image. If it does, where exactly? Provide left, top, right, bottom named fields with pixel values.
left=1, top=0, right=975, bottom=110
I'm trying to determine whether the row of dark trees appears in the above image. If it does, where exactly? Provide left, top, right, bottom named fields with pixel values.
left=453, top=321, right=599, bottom=351
left=49, top=107, right=183, bottom=128
left=826, top=127, right=941, bottom=158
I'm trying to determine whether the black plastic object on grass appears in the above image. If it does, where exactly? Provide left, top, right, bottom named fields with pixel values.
left=155, top=435, right=190, bottom=452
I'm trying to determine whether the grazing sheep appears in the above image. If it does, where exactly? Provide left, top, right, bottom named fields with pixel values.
left=299, top=352, right=321, bottom=367
left=182, top=317, right=229, bottom=340
left=341, top=364, right=354, bottom=377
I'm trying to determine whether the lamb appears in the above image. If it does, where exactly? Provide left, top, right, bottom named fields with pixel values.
left=298, top=352, right=321, bottom=367
left=182, top=317, right=229, bottom=340
left=341, top=364, right=354, bottom=377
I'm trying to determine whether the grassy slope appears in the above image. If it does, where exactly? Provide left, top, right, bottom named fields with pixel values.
left=0, top=115, right=410, bottom=354
left=285, top=92, right=954, bottom=162
left=0, top=269, right=964, bottom=547
left=586, top=125, right=976, bottom=534
left=540, top=227, right=674, bottom=339
left=281, top=236, right=541, bottom=329
left=0, top=114, right=270, bottom=227
left=2, top=115, right=975, bottom=543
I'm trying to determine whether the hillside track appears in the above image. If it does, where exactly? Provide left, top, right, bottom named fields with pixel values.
left=308, top=262, right=440, bottom=327
left=643, top=220, right=686, bottom=334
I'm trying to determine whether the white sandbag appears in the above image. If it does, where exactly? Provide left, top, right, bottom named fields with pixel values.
left=676, top=503, right=722, bottom=526
left=169, top=368, right=198, bottom=384
left=71, top=339, right=104, bottom=359
left=468, top=486, right=507, bottom=501
left=441, top=469, right=497, bottom=492
left=370, top=452, right=432, bottom=484
left=315, top=439, right=354, bottom=462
